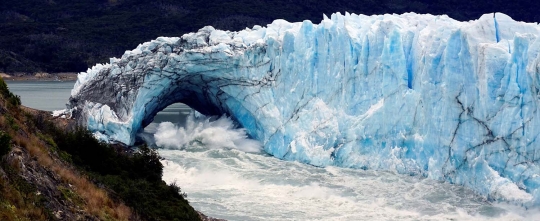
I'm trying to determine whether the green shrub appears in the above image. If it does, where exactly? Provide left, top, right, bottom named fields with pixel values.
left=7, top=95, right=20, bottom=107
left=0, top=131, right=11, bottom=158
left=0, top=77, right=21, bottom=108
left=0, top=77, right=8, bottom=95
left=5, top=116, right=18, bottom=131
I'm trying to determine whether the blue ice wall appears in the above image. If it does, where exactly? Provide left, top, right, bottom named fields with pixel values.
left=68, top=13, right=540, bottom=206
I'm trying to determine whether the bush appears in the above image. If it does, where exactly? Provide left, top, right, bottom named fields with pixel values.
left=5, top=116, right=18, bottom=131
left=7, top=94, right=20, bottom=107
left=0, top=130, right=11, bottom=158
left=0, top=77, right=21, bottom=108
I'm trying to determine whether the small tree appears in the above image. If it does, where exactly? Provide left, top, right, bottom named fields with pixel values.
left=132, top=145, right=164, bottom=182
left=0, top=130, right=11, bottom=158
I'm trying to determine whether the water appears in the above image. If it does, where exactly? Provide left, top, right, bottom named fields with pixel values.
left=149, top=116, right=539, bottom=221
left=159, top=150, right=529, bottom=221
left=7, top=81, right=539, bottom=220
left=6, top=81, right=76, bottom=111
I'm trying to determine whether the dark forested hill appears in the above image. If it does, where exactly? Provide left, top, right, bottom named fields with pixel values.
left=0, top=0, right=538, bottom=73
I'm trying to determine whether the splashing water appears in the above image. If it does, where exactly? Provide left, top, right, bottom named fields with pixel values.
left=144, top=113, right=262, bottom=153
left=142, top=113, right=540, bottom=221
left=159, top=151, right=539, bottom=221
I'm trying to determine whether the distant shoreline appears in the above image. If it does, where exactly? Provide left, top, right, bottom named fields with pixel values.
left=0, top=72, right=78, bottom=81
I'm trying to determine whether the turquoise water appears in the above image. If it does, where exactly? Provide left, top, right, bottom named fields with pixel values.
left=7, top=81, right=539, bottom=220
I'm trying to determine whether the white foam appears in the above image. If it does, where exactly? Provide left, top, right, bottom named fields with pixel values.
left=153, top=113, right=262, bottom=153
left=159, top=147, right=539, bottom=221
left=149, top=111, right=539, bottom=220
left=52, top=109, right=66, bottom=117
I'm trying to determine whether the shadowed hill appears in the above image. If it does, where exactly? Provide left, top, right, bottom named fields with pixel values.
left=0, top=0, right=539, bottom=73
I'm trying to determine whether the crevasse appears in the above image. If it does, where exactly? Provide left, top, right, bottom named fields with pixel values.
left=68, top=12, right=540, bottom=206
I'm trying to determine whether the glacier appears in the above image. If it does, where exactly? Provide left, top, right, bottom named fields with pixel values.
left=67, top=12, right=540, bottom=206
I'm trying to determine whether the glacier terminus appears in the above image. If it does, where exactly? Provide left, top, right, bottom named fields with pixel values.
left=66, top=12, right=540, bottom=206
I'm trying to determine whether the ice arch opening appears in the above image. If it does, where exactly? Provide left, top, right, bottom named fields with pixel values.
left=68, top=13, right=540, bottom=206
left=68, top=36, right=272, bottom=146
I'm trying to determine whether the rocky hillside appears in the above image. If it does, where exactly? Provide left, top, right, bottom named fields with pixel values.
left=0, top=78, right=129, bottom=220
left=0, top=77, right=211, bottom=220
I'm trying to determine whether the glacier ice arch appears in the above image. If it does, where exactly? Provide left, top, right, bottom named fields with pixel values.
left=68, top=12, right=540, bottom=206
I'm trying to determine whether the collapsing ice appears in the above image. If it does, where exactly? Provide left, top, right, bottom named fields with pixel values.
left=141, top=112, right=263, bottom=153
left=67, top=12, right=540, bottom=206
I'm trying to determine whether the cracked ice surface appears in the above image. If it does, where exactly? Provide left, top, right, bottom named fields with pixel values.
left=68, top=12, right=540, bottom=206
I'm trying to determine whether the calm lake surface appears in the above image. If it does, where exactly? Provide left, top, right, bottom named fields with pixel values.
left=6, top=80, right=538, bottom=221
left=6, top=81, right=76, bottom=111
left=6, top=80, right=190, bottom=123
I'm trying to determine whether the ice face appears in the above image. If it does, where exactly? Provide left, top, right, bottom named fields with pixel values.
left=68, top=12, right=540, bottom=206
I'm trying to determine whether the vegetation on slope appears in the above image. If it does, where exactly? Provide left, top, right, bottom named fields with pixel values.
left=1, top=76, right=133, bottom=220
left=35, top=124, right=201, bottom=221
left=1, top=0, right=538, bottom=73
left=0, top=76, right=200, bottom=220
